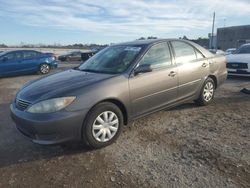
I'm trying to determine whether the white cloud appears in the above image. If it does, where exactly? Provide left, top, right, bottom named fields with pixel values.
left=0, top=0, right=250, bottom=39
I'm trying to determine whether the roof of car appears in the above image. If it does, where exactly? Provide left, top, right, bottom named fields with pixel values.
left=241, top=43, right=250, bottom=47
left=113, top=39, right=175, bottom=46
left=1, top=49, right=39, bottom=53
left=0, top=50, right=42, bottom=56
left=111, top=38, right=214, bottom=58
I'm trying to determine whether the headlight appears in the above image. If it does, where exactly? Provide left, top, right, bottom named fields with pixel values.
left=50, top=56, right=56, bottom=61
left=27, top=97, right=76, bottom=113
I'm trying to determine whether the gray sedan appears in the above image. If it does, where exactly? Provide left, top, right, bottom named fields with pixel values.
left=10, top=39, right=227, bottom=148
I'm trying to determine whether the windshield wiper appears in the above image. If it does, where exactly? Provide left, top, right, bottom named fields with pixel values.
left=78, top=69, right=102, bottom=73
left=73, top=67, right=96, bottom=72
left=79, top=69, right=118, bottom=74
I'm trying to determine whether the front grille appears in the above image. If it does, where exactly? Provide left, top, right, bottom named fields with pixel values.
left=228, top=71, right=250, bottom=75
left=16, top=98, right=31, bottom=111
left=227, top=62, right=248, bottom=69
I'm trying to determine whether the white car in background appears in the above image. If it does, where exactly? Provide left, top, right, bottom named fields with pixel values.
left=226, top=44, right=250, bottom=77
left=225, top=48, right=236, bottom=55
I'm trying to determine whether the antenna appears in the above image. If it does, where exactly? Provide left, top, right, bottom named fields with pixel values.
left=211, top=12, right=215, bottom=49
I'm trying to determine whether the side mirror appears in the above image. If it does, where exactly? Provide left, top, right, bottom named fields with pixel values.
left=134, top=64, right=152, bottom=75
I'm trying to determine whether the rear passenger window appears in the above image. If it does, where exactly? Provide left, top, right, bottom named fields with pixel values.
left=23, top=51, right=38, bottom=59
left=140, top=42, right=172, bottom=69
left=171, top=41, right=197, bottom=64
left=14, top=52, right=23, bottom=60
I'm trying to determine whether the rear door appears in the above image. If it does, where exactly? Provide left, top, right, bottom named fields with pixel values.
left=170, top=41, right=209, bottom=100
left=129, top=42, right=178, bottom=117
left=22, top=51, right=41, bottom=72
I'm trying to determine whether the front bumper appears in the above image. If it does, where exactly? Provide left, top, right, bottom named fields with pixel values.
left=227, top=68, right=250, bottom=77
left=51, top=61, right=58, bottom=69
left=10, top=104, right=87, bottom=145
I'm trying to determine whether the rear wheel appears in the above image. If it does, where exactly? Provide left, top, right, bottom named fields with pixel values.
left=82, top=102, right=123, bottom=149
left=39, top=63, right=50, bottom=74
left=195, top=78, right=215, bottom=106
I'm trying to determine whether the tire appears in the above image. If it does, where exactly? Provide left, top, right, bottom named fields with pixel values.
left=195, top=78, right=215, bottom=106
left=82, top=102, right=123, bottom=149
left=39, top=63, right=50, bottom=74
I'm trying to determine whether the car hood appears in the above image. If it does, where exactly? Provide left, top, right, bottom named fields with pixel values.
left=226, top=54, right=250, bottom=63
left=17, top=69, right=115, bottom=102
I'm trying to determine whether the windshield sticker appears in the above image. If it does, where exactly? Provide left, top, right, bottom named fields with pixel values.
left=124, top=47, right=141, bottom=52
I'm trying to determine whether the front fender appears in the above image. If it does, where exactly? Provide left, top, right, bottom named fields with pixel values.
left=65, top=75, right=131, bottom=118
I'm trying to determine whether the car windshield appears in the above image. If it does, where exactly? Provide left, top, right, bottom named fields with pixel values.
left=79, top=45, right=142, bottom=74
left=64, top=52, right=71, bottom=55
left=236, top=45, right=250, bottom=54
left=0, top=51, right=9, bottom=56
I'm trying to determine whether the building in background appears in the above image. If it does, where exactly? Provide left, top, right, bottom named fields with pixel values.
left=217, top=25, right=250, bottom=50
left=190, top=38, right=209, bottom=49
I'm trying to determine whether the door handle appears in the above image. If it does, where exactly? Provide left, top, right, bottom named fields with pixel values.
left=168, top=71, right=176, bottom=77
left=202, top=62, right=208, bottom=67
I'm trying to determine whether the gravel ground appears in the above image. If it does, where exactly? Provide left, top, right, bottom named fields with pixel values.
left=0, top=63, right=249, bottom=188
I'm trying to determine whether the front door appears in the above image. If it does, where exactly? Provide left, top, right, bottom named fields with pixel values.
left=129, top=42, right=178, bottom=117
left=0, top=51, right=23, bottom=76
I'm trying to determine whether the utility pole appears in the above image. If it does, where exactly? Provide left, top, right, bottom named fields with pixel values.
left=211, top=12, right=215, bottom=49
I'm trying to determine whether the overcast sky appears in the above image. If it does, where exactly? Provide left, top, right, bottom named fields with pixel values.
left=0, top=0, right=250, bottom=45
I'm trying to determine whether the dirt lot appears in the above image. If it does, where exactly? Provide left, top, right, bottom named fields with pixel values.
left=0, top=63, right=249, bottom=188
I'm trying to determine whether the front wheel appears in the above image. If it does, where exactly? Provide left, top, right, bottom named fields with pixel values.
left=82, top=102, right=123, bottom=149
left=195, top=78, right=215, bottom=106
left=39, top=63, right=50, bottom=74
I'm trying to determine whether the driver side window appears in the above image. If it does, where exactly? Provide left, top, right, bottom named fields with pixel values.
left=0, top=53, right=15, bottom=62
left=140, top=42, right=172, bottom=70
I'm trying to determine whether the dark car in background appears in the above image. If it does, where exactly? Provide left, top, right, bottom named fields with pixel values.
left=58, top=51, right=96, bottom=62
left=0, top=50, right=58, bottom=77
left=81, top=51, right=96, bottom=62
left=11, top=39, right=227, bottom=148
left=58, top=51, right=82, bottom=62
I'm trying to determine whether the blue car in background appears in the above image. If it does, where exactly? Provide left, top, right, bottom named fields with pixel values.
left=0, top=50, right=58, bottom=77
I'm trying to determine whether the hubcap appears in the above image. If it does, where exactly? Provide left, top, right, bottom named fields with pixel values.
left=40, top=64, right=49, bottom=74
left=203, top=82, right=214, bottom=102
left=92, top=111, right=119, bottom=142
